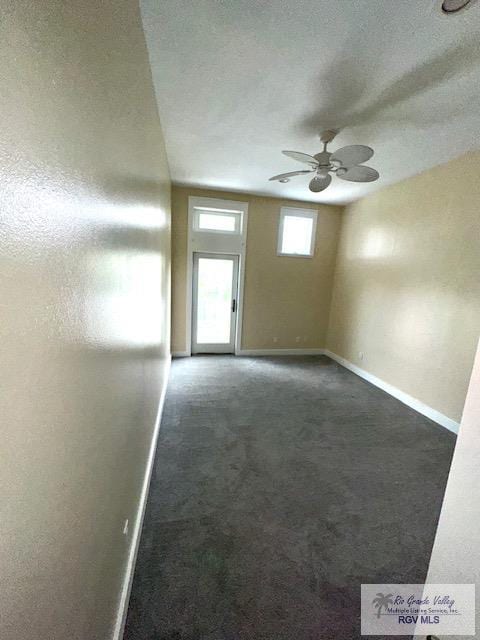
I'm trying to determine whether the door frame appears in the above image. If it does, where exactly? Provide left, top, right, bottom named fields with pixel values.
left=191, top=252, right=239, bottom=354
left=186, top=196, right=248, bottom=356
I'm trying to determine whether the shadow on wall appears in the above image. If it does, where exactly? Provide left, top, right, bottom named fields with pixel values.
left=100, top=175, right=171, bottom=207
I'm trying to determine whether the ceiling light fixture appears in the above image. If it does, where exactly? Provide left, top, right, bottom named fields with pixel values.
left=442, top=0, right=472, bottom=13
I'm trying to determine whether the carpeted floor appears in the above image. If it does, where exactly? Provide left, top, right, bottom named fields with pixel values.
left=124, top=355, right=456, bottom=640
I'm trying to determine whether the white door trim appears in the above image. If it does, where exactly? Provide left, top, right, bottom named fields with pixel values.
left=186, top=196, right=248, bottom=356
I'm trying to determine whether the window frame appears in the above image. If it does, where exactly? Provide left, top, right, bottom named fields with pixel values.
left=277, top=207, right=318, bottom=258
left=192, top=206, right=242, bottom=235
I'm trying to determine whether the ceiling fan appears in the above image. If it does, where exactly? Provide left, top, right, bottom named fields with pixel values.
left=269, top=130, right=379, bottom=193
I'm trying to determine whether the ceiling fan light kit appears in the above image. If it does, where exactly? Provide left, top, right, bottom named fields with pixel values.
left=269, top=129, right=380, bottom=193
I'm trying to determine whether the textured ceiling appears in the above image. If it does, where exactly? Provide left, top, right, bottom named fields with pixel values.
left=141, top=0, right=480, bottom=204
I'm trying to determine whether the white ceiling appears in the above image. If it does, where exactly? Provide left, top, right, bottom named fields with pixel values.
left=141, top=0, right=480, bottom=204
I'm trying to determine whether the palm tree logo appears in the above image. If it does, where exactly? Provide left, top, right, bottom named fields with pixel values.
left=372, top=592, right=394, bottom=618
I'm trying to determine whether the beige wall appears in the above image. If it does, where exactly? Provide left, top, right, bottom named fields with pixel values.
left=415, top=338, right=480, bottom=639
left=327, top=151, right=480, bottom=422
left=0, top=2, right=170, bottom=640
left=171, top=186, right=341, bottom=352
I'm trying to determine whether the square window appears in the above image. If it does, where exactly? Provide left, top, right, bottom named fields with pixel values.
left=277, top=207, right=318, bottom=257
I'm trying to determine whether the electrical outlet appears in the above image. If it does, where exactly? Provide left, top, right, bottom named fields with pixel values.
left=273, top=336, right=278, bottom=343
left=295, top=336, right=301, bottom=343
left=359, top=351, right=364, bottom=361
left=123, top=519, right=129, bottom=536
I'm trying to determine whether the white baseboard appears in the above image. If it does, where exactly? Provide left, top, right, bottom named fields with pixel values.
left=173, top=348, right=324, bottom=357
left=112, top=354, right=172, bottom=640
left=323, top=349, right=459, bottom=434
left=237, top=348, right=325, bottom=356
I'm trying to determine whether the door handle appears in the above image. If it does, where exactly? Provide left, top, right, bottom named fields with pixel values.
left=232, top=299, right=237, bottom=313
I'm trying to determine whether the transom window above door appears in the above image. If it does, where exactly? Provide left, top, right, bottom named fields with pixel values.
left=193, top=206, right=243, bottom=234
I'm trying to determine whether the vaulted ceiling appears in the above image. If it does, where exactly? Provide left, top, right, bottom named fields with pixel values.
left=141, top=0, right=480, bottom=204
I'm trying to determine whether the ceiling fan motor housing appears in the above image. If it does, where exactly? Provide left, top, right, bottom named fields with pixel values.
left=313, top=150, right=331, bottom=165
left=313, top=151, right=333, bottom=177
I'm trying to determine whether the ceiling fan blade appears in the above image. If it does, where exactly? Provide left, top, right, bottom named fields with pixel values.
left=309, top=173, right=332, bottom=193
left=330, top=145, right=374, bottom=167
left=337, top=165, right=379, bottom=182
left=282, top=150, right=318, bottom=166
left=269, top=169, right=314, bottom=182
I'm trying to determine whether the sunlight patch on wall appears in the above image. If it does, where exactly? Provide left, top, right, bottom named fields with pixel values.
left=359, top=226, right=396, bottom=260
left=84, top=250, right=165, bottom=349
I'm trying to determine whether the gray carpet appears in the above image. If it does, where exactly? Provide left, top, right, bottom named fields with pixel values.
left=124, top=355, right=455, bottom=640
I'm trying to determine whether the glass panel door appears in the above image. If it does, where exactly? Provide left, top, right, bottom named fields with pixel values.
left=192, top=253, right=239, bottom=353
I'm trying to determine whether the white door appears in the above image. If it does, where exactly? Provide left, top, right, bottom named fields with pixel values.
left=192, top=253, right=239, bottom=354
